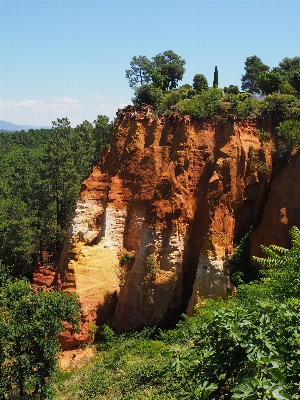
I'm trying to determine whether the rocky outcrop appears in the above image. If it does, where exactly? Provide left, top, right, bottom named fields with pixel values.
left=250, top=147, right=300, bottom=259
left=55, top=106, right=274, bottom=332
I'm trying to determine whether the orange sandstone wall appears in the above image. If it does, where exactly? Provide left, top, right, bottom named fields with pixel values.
left=250, top=148, right=300, bottom=259
left=58, top=106, right=272, bottom=333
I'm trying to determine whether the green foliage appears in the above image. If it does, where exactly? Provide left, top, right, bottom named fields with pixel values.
left=54, top=329, right=174, bottom=400
left=132, top=84, right=164, bottom=106
left=146, top=256, right=159, bottom=274
left=260, top=93, right=300, bottom=123
left=256, top=70, right=287, bottom=95
left=275, top=119, right=300, bottom=163
left=271, top=119, right=300, bottom=176
left=279, top=81, right=296, bottom=94
left=0, top=116, right=112, bottom=276
left=0, top=276, right=80, bottom=398
left=257, top=128, right=271, bottom=144
left=125, top=55, right=152, bottom=89
left=178, top=88, right=222, bottom=119
left=193, top=74, right=209, bottom=93
left=241, top=55, right=270, bottom=93
left=227, top=227, right=258, bottom=285
left=127, top=50, right=186, bottom=93
left=151, top=50, right=186, bottom=91
left=165, top=227, right=300, bottom=399
left=221, top=93, right=261, bottom=120
left=278, top=56, right=300, bottom=92
left=223, top=85, right=240, bottom=94
left=93, top=115, right=113, bottom=165
left=248, top=146, right=269, bottom=175
left=97, top=325, right=115, bottom=348
left=54, top=228, right=300, bottom=400
left=157, top=90, right=182, bottom=113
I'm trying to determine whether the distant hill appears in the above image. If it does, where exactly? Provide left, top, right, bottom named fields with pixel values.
left=0, top=120, right=51, bottom=132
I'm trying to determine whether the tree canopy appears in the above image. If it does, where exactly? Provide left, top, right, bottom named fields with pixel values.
left=125, top=56, right=152, bottom=89
left=193, top=74, right=209, bottom=93
left=126, top=50, right=186, bottom=93
left=0, top=116, right=112, bottom=276
left=0, top=270, right=80, bottom=398
left=241, top=55, right=270, bottom=93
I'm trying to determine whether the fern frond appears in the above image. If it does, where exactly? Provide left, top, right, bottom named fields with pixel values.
left=290, top=226, right=300, bottom=248
left=268, top=245, right=288, bottom=254
left=260, top=246, right=281, bottom=258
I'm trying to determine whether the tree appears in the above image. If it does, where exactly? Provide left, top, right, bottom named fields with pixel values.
left=151, top=50, right=186, bottom=91
left=72, top=120, right=95, bottom=181
left=223, top=85, right=240, bottom=94
left=278, top=56, right=300, bottom=73
left=132, top=84, right=163, bottom=106
left=44, top=118, right=79, bottom=251
left=126, top=51, right=186, bottom=94
left=276, top=57, right=300, bottom=92
left=213, top=66, right=218, bottom=88
left=125, top=56, right=152, bottom=89
left=192, top=74, right=208, bottom=93
left=256, top=70, right=287, bottom=95
left=0, top=275, right=80, bottom=398
left=241, top=55, right=269, bottom=93
left=93, top=115, right=113, bottom=164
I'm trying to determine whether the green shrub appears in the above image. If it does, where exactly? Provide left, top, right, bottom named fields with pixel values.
left=223, top=85, right=240, bottom=94
left=158, top=90, right=182, bottom=113
left=260, top=93, right=300, bottom=123
left=192, top=74, right=209, bottom=93
left=146, top=256, right=159, bottom=274
left=132, top=84, right=164, bottom=106
left=178, top=88, right=222, bottom=119
left=257, top=128, right=271, bottom=143
left=81, top=369, right=107, bottom=399
left=166, top=227, right=300, bottom=399
left=272, top=119, right=300, bottom=173
left=221, top=93, right=261, bottom=120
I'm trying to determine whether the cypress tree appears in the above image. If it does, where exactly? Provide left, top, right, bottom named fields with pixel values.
left=213, top=66, right=218, bottom=88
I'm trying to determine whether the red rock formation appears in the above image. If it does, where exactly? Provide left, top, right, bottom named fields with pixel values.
left=57, top=106, right=273, bottom=332
left=251, top=147, right=300, bottom=258
left=33, top=262, right=62, bottom=290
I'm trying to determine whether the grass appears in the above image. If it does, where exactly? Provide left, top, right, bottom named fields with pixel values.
left=53, top=328, right=178, bottom=400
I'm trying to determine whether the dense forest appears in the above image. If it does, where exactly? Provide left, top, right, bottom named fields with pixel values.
left=0, top=116, right=112, bottom=277
left=1, top=54, right=300, bottom=399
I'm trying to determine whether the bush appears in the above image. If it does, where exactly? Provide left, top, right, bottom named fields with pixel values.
left=260, top=93, right=300, bottom=123
left=275, top=119, right=300, bottom=164
left=132, top=84, right=164, bottom=107
left=193, top=74, right=209, bottom=93
left=158, top=90, right=182, bottom=113
left=223, top=85, right=240, bottom=95
left=178, top=88, right=222, bottom=119
left=221, top=93, right=261, bottom=120
left=167, top=227, right=300, bottom=399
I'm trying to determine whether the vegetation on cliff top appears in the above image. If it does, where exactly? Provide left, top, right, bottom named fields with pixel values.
left=126, top=53, right=300, bottom=123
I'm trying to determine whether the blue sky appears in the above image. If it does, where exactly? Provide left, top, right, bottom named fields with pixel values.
left=1, top=0, right=299, bottom=127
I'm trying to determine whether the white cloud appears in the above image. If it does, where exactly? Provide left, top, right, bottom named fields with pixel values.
left=0, top=97, right=82, bottom=125
left=95, top=94, right=103, bottom=99
left=0, top=97, right=81, bottom=114
left=0, top=97, right=129, bottom=126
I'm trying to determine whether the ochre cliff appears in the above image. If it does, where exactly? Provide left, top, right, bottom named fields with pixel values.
left=250, top=147, right=300, bottom=259
left=55, top=105, right=275, bottom=337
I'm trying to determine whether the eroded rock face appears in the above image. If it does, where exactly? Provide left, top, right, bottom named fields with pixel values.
left=57, top=107, right=272, bottom=332
left=250, top=148, right=300, bottom=259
